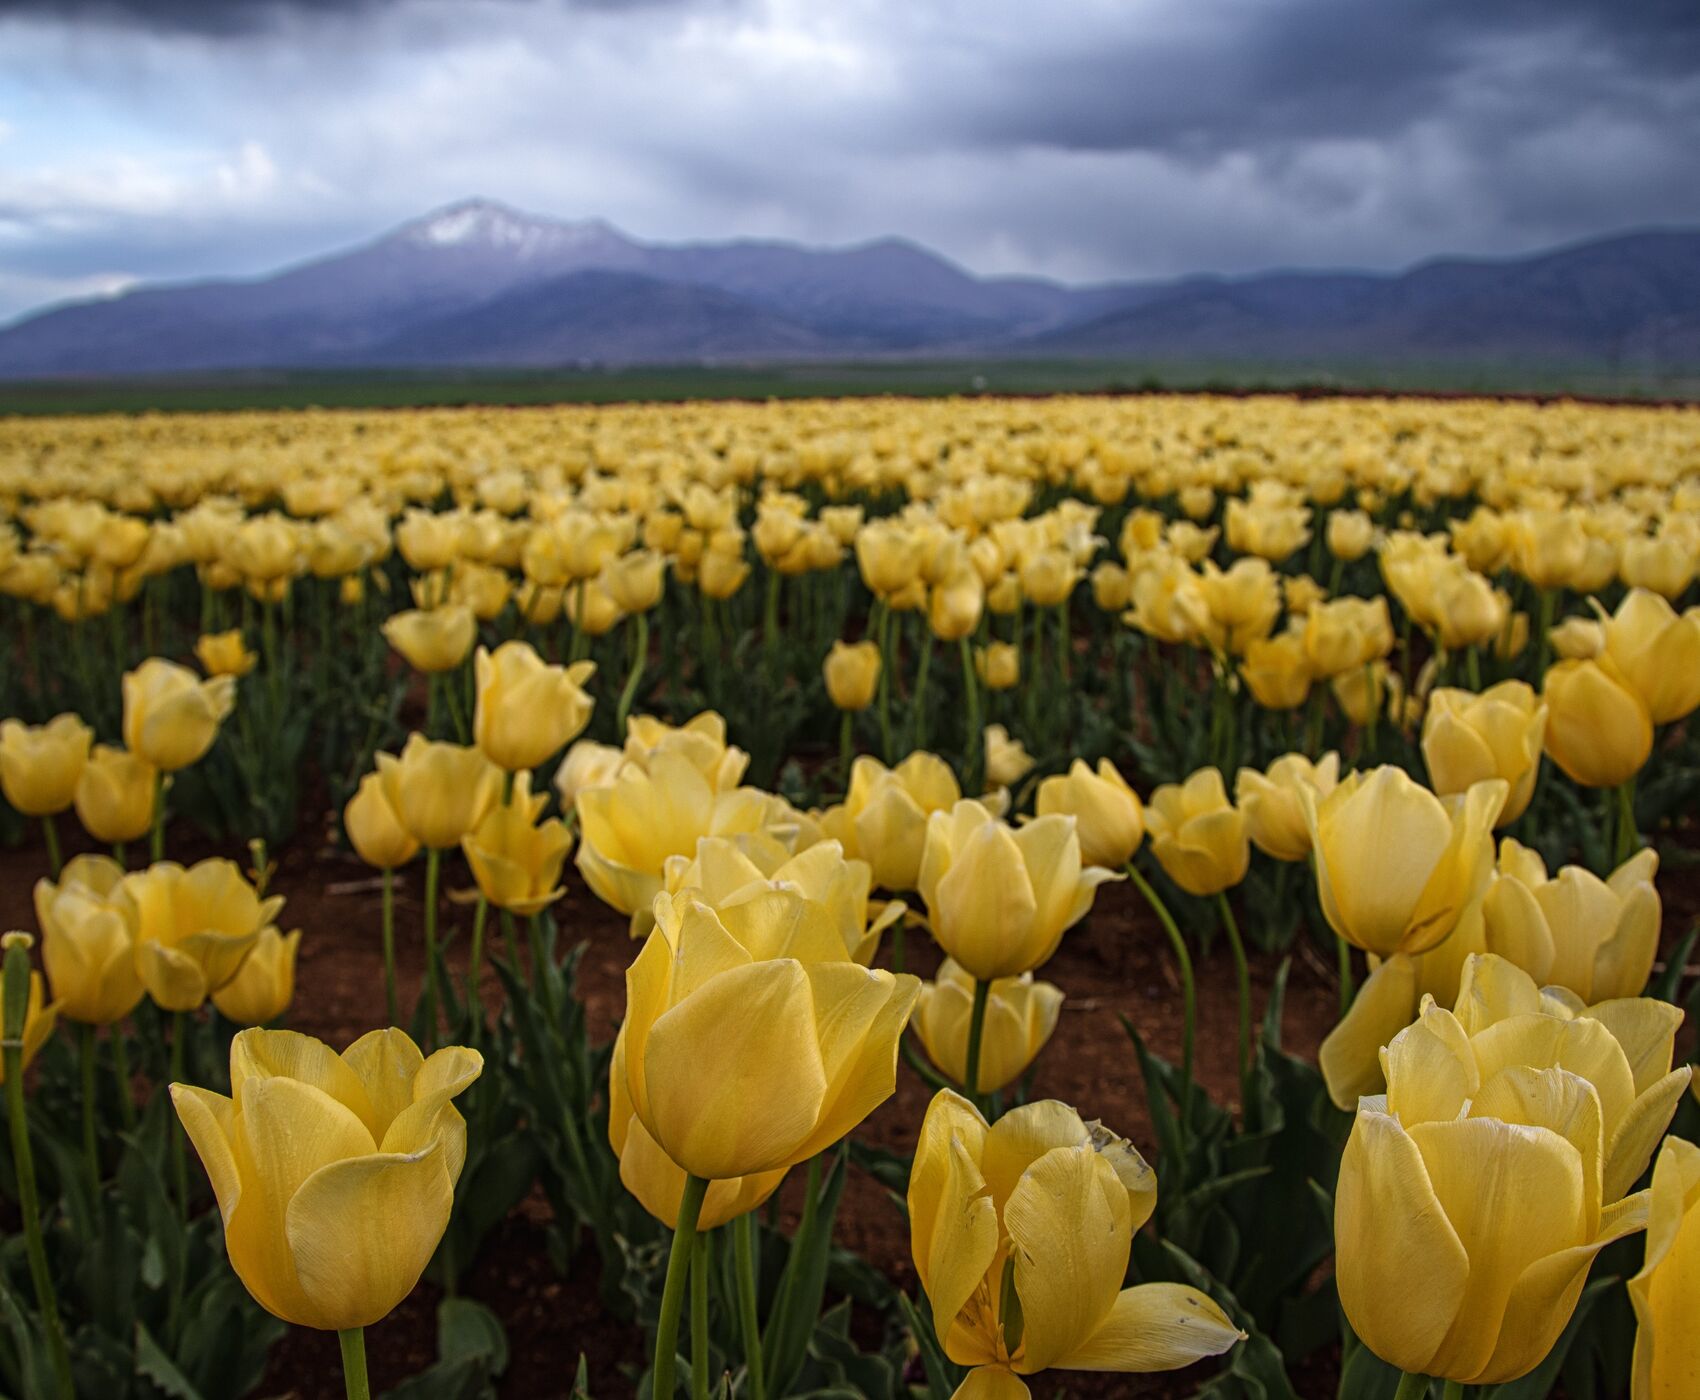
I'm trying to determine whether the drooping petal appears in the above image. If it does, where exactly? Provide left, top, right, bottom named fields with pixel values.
left=1054, top=1283, right=1244, bottom=1372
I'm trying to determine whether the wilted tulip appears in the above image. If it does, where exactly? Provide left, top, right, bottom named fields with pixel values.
left=0, top=713, right=92, bottom=816
left=1036, top=758, right=1144, bottom=869
left=1235, top=752, right=1341, bottom=862
left=172, top=1028, right=481, bottom=1330
left=343, top=770, right=420, bottom=870
left=913, top=958, right=1063, bottom=1093
left=125, top=857, right=282, bottom=1012
left=1599, top=588, right=1700, bottom=725
left=461, top=776, right=572, bottom=915
left=822, top=640, right=881, bottom=711
left=472, top=642, right=595, bottom=772
left=1144, top=767, right=1249, bottom=896
left=212, top=926, right=301, bottom=1025
left=376, top=735, right=502, bottom=850
left=909, top=1092, right=1242, bottom=1397
left=1421, top=681, right=1547, bottom=826
left=1335, top=954, right=1688, bottom=1384
left=1307, top=766, right=1503, bottom=958
left=917, top=799, right=1117, bottom=980
left=983, top=723, right=1034, bottom=790
left=195, top=629, right=258, bottom=679
left=381, top=605, right=477, bottom=674
left=1629, top=1136, right=1700, bottom=1399
left=122, top=658, right=236, bottom=772
left=35, top=854, right=144, bottom=1024
left=819, top=752, right=963, bottom=892
left=615, top=889, right=919, bottom=1182
left=74, top=745, right=159, bottom=845
left=1543, top=657, right=1653, bottom=788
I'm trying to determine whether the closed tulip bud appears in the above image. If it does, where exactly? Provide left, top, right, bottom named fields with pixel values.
left=126, top=857, right=283, bottom=1012
left=212, top=927, right=301, bottom=1025
left=0, top=712, right=93, bottom=816
left=823, top=640, right=881, bottom=711
left=122, top=658, right=236, bottom=772
left=985, top=571, right=1022, bottom=614
left=914, top=958, right=1063, bottom=1093
left=34, top=854, right=144, bottom=1024
left=1239, top=632, right=1313, bottom=710
left=983, top=723, right=1034, bottom=791
left=1549, top=615, right=1604, bottom=660
left=974, top=640, right=1020, bottom=690
left=1600, top=588, right=1700, bottom=725
left=918, top=799, right=1118, bottom=979
left=928, top=564, right=984, bottom=640
left=1037, top=759, right=1144, bottom=869
left=74, top=744, right=159, bottom=845
left=396, top=509, right=463, bottom=572
left=472, top=642, right=595, bottom=772
left=553, top=738, right=625, bottom=811
left=1422, top=682, right=1547, bottom=826
left=1307, top=766, right=1504, bottom=957
left=461, top=776, right=572, bottom=915
left=1018, top=547, right=1078, bottom=607
left=1145, top=767, right=1250, bottom=895
left=1629, top=1136, right=1700, bottom=1398
left=376, top=735, right=501, bottom=851
left=382, top=605, right=476, bottom=674
left=1179, top=483, right=1217, bottom=520
left=697, top=546, right=751, bottom=600
left=343, top=770, right=420, bottom=870
left=1543, top=657, right=1653, bottom=788
left=1327, top=509, right=1376, bottom=561
left=601, top=548, right=666, bottom=613
left=855, top=520, right=924, bottom=597
left=1493, top=609, right=1530, bottom=660
left=1283, top=573, right=1328, bottom=616
left=1619, top=534, right=1695, bottom=600
left=1336, top=954, right=1688, bottom=1384
left=195, top=629, right=257, bottom=679
left=0, top=956, right=58, bottom=1083
left=1431, top=567, right=1509, bottom=650
left=172, top=1028, right=482, bottom=1330
left=818, top=752, right=962, bottom=892
left=1090, top=561, right=1131, bottom=612
left=1235, top=752, right=1341, bottom=862
left=910, top=1092, right=1242, bottom=1396
left=615, top=889, right=919, bottom=1182
left=1331, top=661, right=1389, bottom=727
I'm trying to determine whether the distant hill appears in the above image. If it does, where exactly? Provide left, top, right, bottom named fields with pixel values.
left=1, top=198, right=1696, bottom=376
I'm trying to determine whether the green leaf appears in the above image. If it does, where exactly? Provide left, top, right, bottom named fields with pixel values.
left=762, top=1151, right=849, bottom=1398
left=437, top=1298, right=509, bottom=1376
left=894, top=1290, right=962, bottom=1400
left=135, top=1320, right=206, bottom=1400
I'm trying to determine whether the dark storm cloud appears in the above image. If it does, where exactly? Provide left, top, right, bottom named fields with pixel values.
left=0, top=0, right=695, bottom=36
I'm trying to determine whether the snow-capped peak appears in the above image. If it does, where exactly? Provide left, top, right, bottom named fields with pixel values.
left=401, top=200, right=628, bottom=259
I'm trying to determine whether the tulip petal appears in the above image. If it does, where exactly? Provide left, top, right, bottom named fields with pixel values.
left=286, top=1140, right=455, bottom=1330
left=1472, top=1066, right=1604, bottom=1234
left=950, top=1368, right=1031, bottom=1400
left=137, top=940, right=210, bottom=1013
left=1603, top=1067, right=1692, bottom=1203
left=980, top=1100, right=1088, bottom=1217
left=793, top=965, right=919, bottom=1160
left=1584, top=997, right=1682, bottom=1096
left=233, top=1028, right=382, bottom=1140
left=1055, top=1282, right=1244, bottom=1372
left=169, top=1085, right=241, bottom=1225
left=1453, top=953, right=1543, bottom=1036
left=1384, top=1001, right=1478, bottom=1127
left=1319, top=955, right=1418, bottom=1110
left=340, top=1028, right=426, bottom=1141
left=1468, top=1015, right=1637, bottom=1147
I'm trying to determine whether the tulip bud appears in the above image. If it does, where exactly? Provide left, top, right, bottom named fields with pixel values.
left=1598, top=588, right=1700, bottom=725
left=212, top=927, right=301, bottom=1025
left=983, top=724, right=1034, bottom=791
left=1235, top=752, right=1340, bottom=862
left=974, top=641, right=1020, bottom=690
left=1421, top=682, right=1546, bottom=826
left=1327, top=509, right=1375, bottom=561
left=126, top=857, right=283, bottom=1012
left=1239, top=633, right=1313, bottom=710
left=1542, top=657, right=1652, bottom=788
left=74, top=745, right=159, bottom=845
left=601, top=549, right=666, bottom=614
left=34, top=855, right=144, bottom=1024
left=343, top=770, right=420, bottom=870
left=376, top=735, right=502, bottom=850
left=0, top=936, right=58, bottom=1084
left=472, top=642, right=596, bottom=772
left=194, top=629, right=258, bottom=679
left=122, top=658, right=236, bottom=772
left=913, top=958, right=1062, bottom=1093
left=1036, top=759, right=1144, bottom=869
left=823, top=640, right=881, bottom=712
left=382, top=605, right=477, bottom=674
left=0, top=713, right=93, bottom=816
left=461, top=776, right=573, bottom=915
left=928, top=564, right=984, bottom=641
left=1145, top=767, right=1249, bottom=896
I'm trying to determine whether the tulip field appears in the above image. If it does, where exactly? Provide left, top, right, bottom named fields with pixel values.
left=2, top=391, right=1700, bottom=1400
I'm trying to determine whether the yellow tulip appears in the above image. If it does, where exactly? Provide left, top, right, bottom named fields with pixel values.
left=461, top=776, right=573, bottom=915
left=1543, top=657, right=1653, bottom=788
left=697, top=546, right=751, bottom=600
left=974, top=641, right=1020, bottom=691
left=343, top=770, right=420, bottom=870
left=195, top=629, right=258, bottom=679
left=1327, top=508, right=1376, bottom=561
left=0, top=962, right=58, bottom=1084
left=375, top=735, right=502, bottom=851
left=0, top=713, right=92, bottom=816
left=909, top=1091, right=1242, bottom=1398
left=983, top=724, right=1034, bottom=790
left=1144, top=767, right=1249, bottom=896
left=1225, top=497, right=1311, bottom=562
left=1620, top=534, right=1696, bottom=600
left=471, top=642, right=595, bottom=772
left=610, top=1087, right=785, bottom=1231
left=1035, top=758, right=1144, bottom=869
left=212, top=927, right=301, bottom=1025
left=601, top=548, right=666, bottom=613
left=171, top=1027, right=482, bottom=1330
left=1629, top=1136, right=1700, bottom=1400
left=1123, top=552, right=1207, bottom=644
left=1429, top=565, right=1510, bottom=651
left=913, top=958, right=1063, bottom=1093
left=1510, top=508, right=1589, bottom=590
left=1089, top=561, right=1131, bottom=612
left=917, top=799, right=1117, bottom=980
left=74, top=745, right=159, bottom=845
left=1017, top=547, right=1077, bottom=607
left=1235, top=752, right=1341, bottom=862
left=929, top=564, right=986, bottom=641
left=1421, top=681, right=1547, bottom=826
left=1549, top=615, right=1604, bottom=660
left=1238, top=631, right=1313, bottom=710
left=1197, top=558, right=1281, bottom=654
left=449, top=561, right=512, bottom=622
left=818, top=752, right=963, bottom=892
left=34, top=854, right=144, bottom=1024
left=224, top=514, right=302, bottom=584
left=614, top=888, right=919, bottom=1181
left=1331, top=661, right=1394, bottom=728
left=1284, top=573, right=1328, bottom=616
left=553, top=738, right=625, bottom=811
left=1600, top=588, right=1700, bottom=724
left=576, top=750, right=773, bottom=934
left=1306, top=766, right=1504, bottom=957
left=381, top=605, right=477, bottom=674
left=1336, top=954, right=1687, bottom=1384
left=122, top=658, right=236, bottom=772
left=823, top=640, right=881, bottom=711
left=125, top=857, right=283, bottom=1012
left=566, top=577, right=624, bottom=636
left=1304, top=596, right=1393, bottom=678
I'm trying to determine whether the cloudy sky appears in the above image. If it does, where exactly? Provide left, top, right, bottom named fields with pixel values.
left=2, top=0, right=1698, bottom=323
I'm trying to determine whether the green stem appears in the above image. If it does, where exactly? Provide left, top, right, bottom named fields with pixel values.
left=691, top=1230, right=712, bottom=1400
left=1392, top=1372, right=1428, bottom=1400
left=112, top=1024, right=137, bottom=1130
left=874, top=601, right=893, bottom=762
left=1441, top=1383, right=1463, bottom=1400
left=466, top=896, right=488, bottom=1042
left=425, top=671, right=439, bottom=739
left=616, top=611, right=649, bottom=737
left=959, top=636, right=982, bottom=793
left=838, top=710, right=853, bottom=794
left=1534, top=588, right=1556, bottom=683
left=1055, top=601, right=1071, bottom=683
left=653, top=1174, right=710, bottom=1400
left=441, top=665, right=469, bottom=742
left=381, top=868, right=398, bottom=1027
left=1337, top=934, right=1356, bottom=1014
left=1615, top=776, right=1639, bottom=867
left=170, top=1011, right=189, bottom=1219
left=964, top=977, right=992, bottom=1104
left=733, top=1212, right=766, bottom=1400
left=150, top=768, right=167, bottom=862
left=1127, top=864, right=1195, bottom=1140
left=1216, top=894, right=1253, bottom=1103
left=339, top=1328, right=371, bottom=1400
left=79, top=1022, right=100, bottom=1197
left=1465, top=646, right=1482, bottom=692
left=41, top=815, right=61, bottom=880
left=423, top=847, right=442, bottom=1052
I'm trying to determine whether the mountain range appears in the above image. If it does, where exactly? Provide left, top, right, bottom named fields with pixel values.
left=3, top=199, right=1699, bottom=377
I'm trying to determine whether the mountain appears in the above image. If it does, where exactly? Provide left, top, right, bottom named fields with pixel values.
left=1, top=199, right=1697, bottom=376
